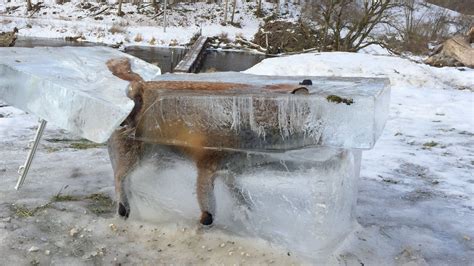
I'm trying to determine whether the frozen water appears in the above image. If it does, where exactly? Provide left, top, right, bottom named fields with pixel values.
left=128, top=145, right=362, bottom=257
left=119, top=72, right=388, bottom=258
left=0, top=47, right=160, bottom=142
left=0, top=47, right=391, bottom=260
left=117, top=71, right=388, bottom=257
left=134, top=72, right=390, bottom=150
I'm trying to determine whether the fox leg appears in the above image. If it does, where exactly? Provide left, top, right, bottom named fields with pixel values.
left=108, top=127, right=143, bottom=218
left=196, top=167, right=218, bottom=225
left=194, top=151, right=222, bottom=226
left=223, top=174, right=252, bottom=209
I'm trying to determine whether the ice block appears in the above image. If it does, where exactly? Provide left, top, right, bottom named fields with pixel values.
left=128, top=145, right=362, bottom=257
left=133, top=72, right=390, bottom=150
left=0, top=47, right=160, bottom=143
left=114, top=70, right=389, bottom=259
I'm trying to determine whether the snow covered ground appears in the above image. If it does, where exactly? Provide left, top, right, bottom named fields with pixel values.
left=1, top=0, right=467, bottom=51
left=1, top=0, right=473, bottom=264
left=245, top=53, right=474, bottom=264
left=1, top=50, right=472, bottom=264
left=0, top=0, right=300, bottom=47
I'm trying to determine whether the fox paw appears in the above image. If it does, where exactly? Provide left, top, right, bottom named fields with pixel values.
left=200, top=211, right=213, bottom=226
left=118, top=202, right=130, bottom=219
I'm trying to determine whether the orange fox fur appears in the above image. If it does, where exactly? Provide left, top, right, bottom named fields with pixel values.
left=106, top=58, right=307, bottom=225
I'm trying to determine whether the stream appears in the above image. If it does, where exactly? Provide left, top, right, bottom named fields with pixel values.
left=14, top=37, right=267, bottom=73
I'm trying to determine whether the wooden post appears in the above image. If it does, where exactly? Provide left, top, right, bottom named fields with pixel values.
left=164, top=0, right=168, bottom=33
left=224, top=0, right=228, bottom=25
left=231, top=0, right=237, bottom=24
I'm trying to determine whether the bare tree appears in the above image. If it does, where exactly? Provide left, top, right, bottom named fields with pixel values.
left=256, top=0, right=263, bottom=17
left=230, top=0, right=237, bottom=23
left=275, top=0, right=280, bottom=16
left=117, top=0, right=124, bottom=16
left=26, top=0, right=33, bottom=11
left=223, top=0, right=228, bottom=25
left=394, top=0, right=455, bottom=54
left=426, top=0, right=474, bottom=15
left=303, top=0, right=400, bottom=52
left=151, top=0, right=159, bottom=13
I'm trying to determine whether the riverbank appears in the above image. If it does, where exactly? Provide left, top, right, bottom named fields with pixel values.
left=0, top=0, right=300, bottom=49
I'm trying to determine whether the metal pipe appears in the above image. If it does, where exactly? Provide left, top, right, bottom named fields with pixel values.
left=15, top=119, right=47, bottom=190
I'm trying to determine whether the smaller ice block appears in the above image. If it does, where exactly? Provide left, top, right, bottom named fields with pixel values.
left=0, top=47, right=160, bottom=143
left=133, top=72, right=390, bottom=150
left=128, top=145, right=362, bottom=256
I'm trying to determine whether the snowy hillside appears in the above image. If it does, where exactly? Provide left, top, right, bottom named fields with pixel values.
left=1, top=0, right=469, bottom=50
left=0, top=0, right=300, bottom=47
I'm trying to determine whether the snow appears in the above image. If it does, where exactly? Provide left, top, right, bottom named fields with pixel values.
left=245, top=52, right=474, bottom=90
left=0, top=0, right=301, bottom=47
left=0, top=0, right=473, bottom=262
left=1, top=49, right=472, bottom=264
left=246, top=52, right=474, bottom=264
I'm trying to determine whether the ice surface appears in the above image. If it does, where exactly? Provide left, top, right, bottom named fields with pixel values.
left=0, top=47, right=160, bottom=143
left=133, top=72, right=390, bottom=150
left=128, top=145, right=362, bottom=257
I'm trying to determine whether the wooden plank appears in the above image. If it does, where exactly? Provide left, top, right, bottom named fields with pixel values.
left=174, top=36, right=208, bottom=73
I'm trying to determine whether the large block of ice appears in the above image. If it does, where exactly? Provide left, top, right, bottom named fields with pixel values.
left=0, top=47, right=160, bottom=143
left=133, top=72, right=390, bottom=150
left=128, top=145, right=362, bottom=257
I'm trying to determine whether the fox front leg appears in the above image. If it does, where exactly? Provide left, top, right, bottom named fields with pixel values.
left=108, top=127, right=143, bottom=218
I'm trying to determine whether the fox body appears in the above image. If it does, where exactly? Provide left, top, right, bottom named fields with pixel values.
left=106, top=58, right=307, bottom=225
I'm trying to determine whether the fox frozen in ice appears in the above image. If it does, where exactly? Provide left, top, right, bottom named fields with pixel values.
left=106, top=58, right=308, bottom=225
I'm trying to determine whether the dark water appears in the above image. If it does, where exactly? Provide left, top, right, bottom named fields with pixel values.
left=15, top=37, right=103, bottom=48
left=123, top=46, right=188, bottom=73
left=15, top=37, right=267, bottom=73
left=124, top=46, right=267, bottom=73
left=201, top=50, right=267, bottom=73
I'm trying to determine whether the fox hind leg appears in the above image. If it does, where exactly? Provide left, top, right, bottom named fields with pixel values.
left=108, top=128, right=143, bottom=219
left=224, top=173, right=253, bottom=209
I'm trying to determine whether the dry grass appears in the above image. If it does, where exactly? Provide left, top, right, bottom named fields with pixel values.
left=86, top=193, right=114, bottom=216
left=218, top=32, right=230, bottom=44
left=10, top=203, right=52, bottom=218
left=235, top=32, right=244, bottom=39
left=52, top=194, right=81, bottom=202
left=109, top=24, right=126, bottom=34
left=69, top=141, right=104, bottom=150
left=134, top=33, right=143, bottom=42
left=149, top=36, right=156, bottom=45
left=204, top=67, right=217, bottom=73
